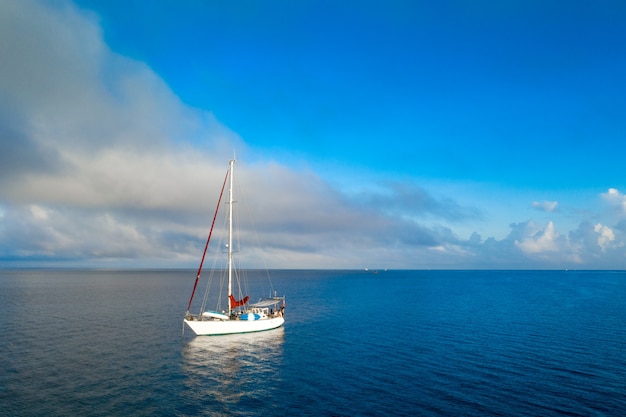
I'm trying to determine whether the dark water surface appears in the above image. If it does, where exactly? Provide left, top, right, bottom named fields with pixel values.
left=1, top=270, right=625, bottom=416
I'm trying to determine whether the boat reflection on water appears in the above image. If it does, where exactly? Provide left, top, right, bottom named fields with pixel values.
left=181, top=328, right=285, bottom=415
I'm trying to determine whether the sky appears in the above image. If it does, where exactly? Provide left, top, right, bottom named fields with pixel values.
left=1, top=0, right=626, bottom=269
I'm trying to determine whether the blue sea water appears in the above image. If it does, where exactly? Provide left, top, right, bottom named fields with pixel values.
left=1, top=269, right=625, bottom=416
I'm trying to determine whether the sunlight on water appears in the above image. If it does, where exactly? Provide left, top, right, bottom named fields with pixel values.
left=181, top=329, right=285, bottom=416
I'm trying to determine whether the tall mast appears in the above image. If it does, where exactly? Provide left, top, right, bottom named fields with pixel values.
left=227, top=159, right=235, bottom=316
left=185, top=168, right=229, bottom=315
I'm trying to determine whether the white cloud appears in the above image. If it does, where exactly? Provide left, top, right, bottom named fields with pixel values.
left=0, top=0, right=464, bottom=268
left=515, top=220, right=561, bottom=255
left=0, top=1, right=245, bottom=265
left=1, top=1, right=626, bottom=270
left=0, top=0, right=244, bottom=209
left=531, top=200, right=558, bottom=212
left=30, top=205, right=49, bottom=220
left=601, top=188, right=626, bottom=215
left=593, top=223, right=615, bottom=252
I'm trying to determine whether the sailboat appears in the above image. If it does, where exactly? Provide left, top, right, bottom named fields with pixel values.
left=183, top=159, right=286, bottom=336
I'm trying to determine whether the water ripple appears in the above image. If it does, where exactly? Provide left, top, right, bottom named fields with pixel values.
left=1, top=269, right=625, bottom=416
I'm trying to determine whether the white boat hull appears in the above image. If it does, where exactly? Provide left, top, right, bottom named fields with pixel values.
left=184, top=316, right=284, bottom=336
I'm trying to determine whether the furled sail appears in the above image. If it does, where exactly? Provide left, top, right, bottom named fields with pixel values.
left=229, top=294, right=250, bottom=308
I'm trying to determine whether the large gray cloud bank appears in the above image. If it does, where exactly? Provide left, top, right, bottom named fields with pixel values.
left=1, top=1, right=624, bottom=269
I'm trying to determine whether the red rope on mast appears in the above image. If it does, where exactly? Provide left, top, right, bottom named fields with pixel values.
left=186, top=168, right=229, bottom=313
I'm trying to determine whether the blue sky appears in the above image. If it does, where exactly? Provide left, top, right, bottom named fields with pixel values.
left=1, top=0, right=626, bottom=269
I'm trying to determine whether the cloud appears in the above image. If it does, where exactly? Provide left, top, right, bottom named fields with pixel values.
left=502, top=220, right=624, bottom=268
left=229, top=163, right=468, bottom=267
left=0, top=0, right=241, bottom=264
left=568, top=221, right=622, bottom=260
left=0, top=0, right=246, bottom=209
left=594, top=223, right=615, bottom=252
left=601, top=188, right=626, bottom=215
left=447, top=217, right=626, bottom=269
left=0, top=0, right=471, bottom=268
left=1, top=1, right=625, bottom=270
left=514, top=220, right=562, bottom=255
left=353, top=181, right=482, bottom=222
left=531, top=200, right=558, bottom=212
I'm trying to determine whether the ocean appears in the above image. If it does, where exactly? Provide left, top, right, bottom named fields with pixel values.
left=1, top=269, right=624, bottom=416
